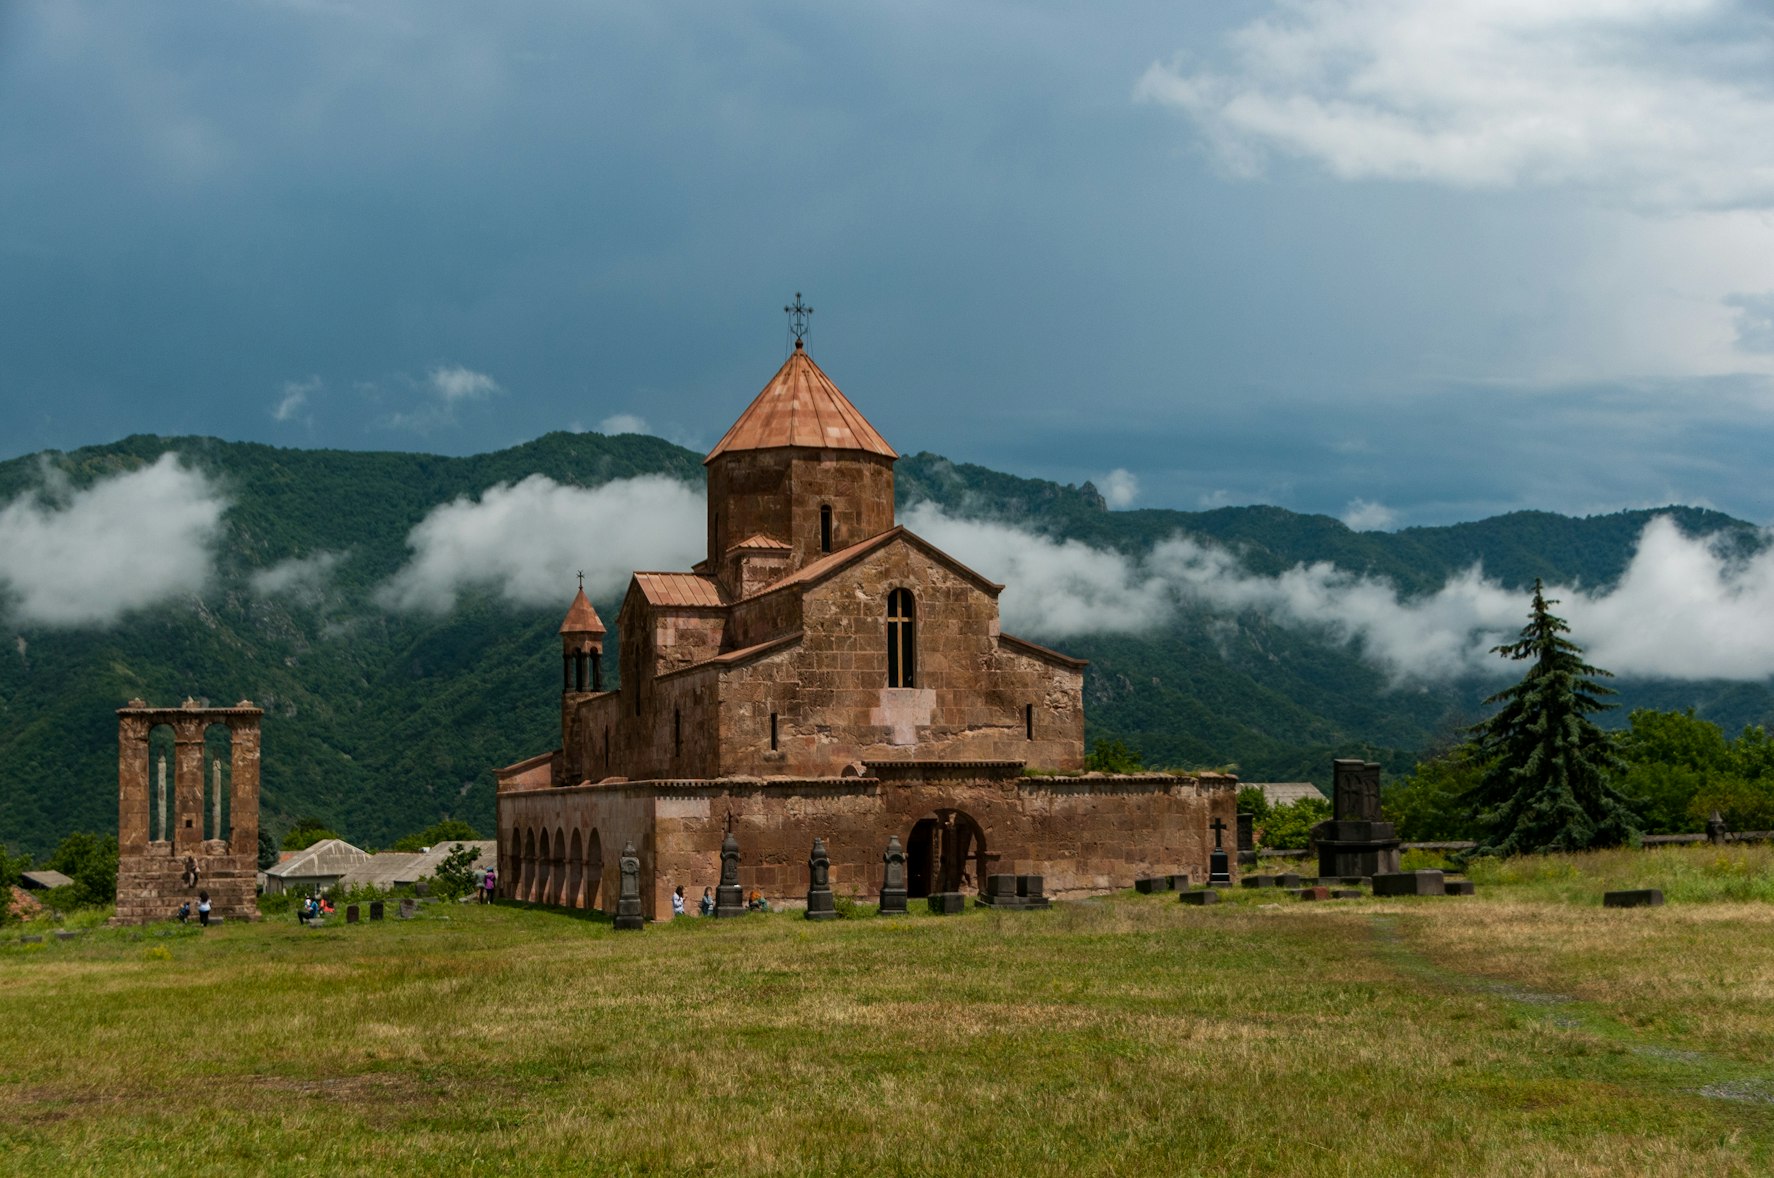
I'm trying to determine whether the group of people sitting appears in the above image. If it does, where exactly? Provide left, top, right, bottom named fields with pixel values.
left=677, top=885, right=771, bottom=916
left=296, top=895, right=334, bottom=924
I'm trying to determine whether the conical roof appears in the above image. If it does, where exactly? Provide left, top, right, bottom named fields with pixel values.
left=705, top=342, right=897, bottom=463
left=559, top=587, right=606, bottom=636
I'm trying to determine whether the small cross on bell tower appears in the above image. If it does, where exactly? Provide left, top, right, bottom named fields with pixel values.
left=784, top=292, right=813, bottom=350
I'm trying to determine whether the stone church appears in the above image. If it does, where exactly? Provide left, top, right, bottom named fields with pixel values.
left=496, top=339, right=1234, bottom=918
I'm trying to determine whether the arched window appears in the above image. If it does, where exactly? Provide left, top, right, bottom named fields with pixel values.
left=819, top=504, right=834, bottom=553
left=887, top=588, right=916, bottom=688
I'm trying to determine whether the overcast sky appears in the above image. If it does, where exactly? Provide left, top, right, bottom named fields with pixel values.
left=4, top=0, right=1773, bottom=528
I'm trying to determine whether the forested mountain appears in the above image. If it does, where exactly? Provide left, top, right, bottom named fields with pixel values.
left=1, top=433, right=1768, bottom=855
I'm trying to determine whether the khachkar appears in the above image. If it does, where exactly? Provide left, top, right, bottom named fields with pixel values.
left=1313, top=758, right=1400, bottom=879
left=114, top=698, right=263, bottom=925
left=878, top=835, right=908, bottom=915
left=805, top=837, right=837, bottom=921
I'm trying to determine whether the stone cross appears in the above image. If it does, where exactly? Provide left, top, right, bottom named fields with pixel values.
left=1210, top=817, right=1227, bottom=850
left=784, top=292, right=814, bottom=344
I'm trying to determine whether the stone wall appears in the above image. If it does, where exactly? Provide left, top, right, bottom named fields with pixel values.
left=497, top=770, right=1236, bottom=921
left=705, top=449, right=895, bottom=581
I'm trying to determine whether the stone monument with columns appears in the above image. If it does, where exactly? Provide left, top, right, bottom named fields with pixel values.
left=113, top=698, right=263, bottom=925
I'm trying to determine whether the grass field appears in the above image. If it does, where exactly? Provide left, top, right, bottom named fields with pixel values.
left=4, top=845, right=1773, bottom=1177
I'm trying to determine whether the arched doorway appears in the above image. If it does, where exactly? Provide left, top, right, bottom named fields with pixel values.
left=567, top=829, right=585, bottom=908
left=521, top=828, right=537, bottom=901
left=550, top=826, right=567, bottom=906
left=905, top=809, right=987, bottom=898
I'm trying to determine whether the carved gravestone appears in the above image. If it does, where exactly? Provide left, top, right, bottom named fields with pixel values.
left=1314, top=759, right=1401, bottom=879
left=979, top=874, right=1025, bottom=908
left=1707, top=810, right=1728, bottom=845
left=1208, top=817, right=1233, bottom=885
left=805, top=837, right=837, bottom=921
left=369, top=899, right=384, bottom=921
left=1237, top=812, right=1257, bottom=867
left=346, top=904, right=360, bottom=924
left=878, top=835, right=909, bottom=915
left=614, top=841, right=644, bottom=930
left=398, top=898, right=417, bottom=919
left=715, top=829, right=746, bottom=918
left=1017, top=875, right=1050, bottom=910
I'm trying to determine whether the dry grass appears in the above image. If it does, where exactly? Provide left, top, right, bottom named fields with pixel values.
left=2, top=848, right=1772, bottom=1176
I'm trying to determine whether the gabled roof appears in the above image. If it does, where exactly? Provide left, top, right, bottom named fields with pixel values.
left=705, top=343, right=897, bottom=463
left=632, top=572, right=727, bottom=609
left=999, top=632, right=1088, bottom=670
left=728, top=534, right=791, bottom=552
left=559, top=587, right=606, bottom=636
left=19, top=869, right=73, bottom=890
left=737, top=526, right=1004, bottom=604
left=264, top=838, right=370, bottom=879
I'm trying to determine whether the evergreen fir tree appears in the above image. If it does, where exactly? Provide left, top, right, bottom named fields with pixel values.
left=1466, top=580, right=1636, bottom=856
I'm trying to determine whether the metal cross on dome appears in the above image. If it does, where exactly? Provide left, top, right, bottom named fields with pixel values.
left=784, top=292, right=813, bottom=344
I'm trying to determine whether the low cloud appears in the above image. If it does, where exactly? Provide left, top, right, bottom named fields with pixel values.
left=0, top=454, right=227, bottom=627
left=907, top=504, right=1774, bottom=683
left=598, top=413, right=651, bottom=436
left=1138, top=0, right=1774, bottom=213
left=1098, top=469, right=1139, bottom=509
left=272, top=376, right=319, bottom=423
left=428, top=365, right=500, bottom=403
left=378, top=475, right=705, bottom=613
left=1726, top=292, right=1774, bottom=354
left=1341, top=498, right=1397, bottom=531
left=250, top=550, right=346, bottom=604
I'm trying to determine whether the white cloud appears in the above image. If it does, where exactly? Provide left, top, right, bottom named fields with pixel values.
left=1137, top=0, right=1774, bottom=213
left=427, top=365, right=500, bottom=403
left=377, top=475, right=705, bottom=613
left=907, top=502, right=1774, bottom=683
left=273, top=376, right=319, bottom=423
left=250, top=550, right=345, bottom=604
left=1098, top=468, right=1139, bottom=509
left=1727, top=291, right=1774, bottom=353
left=599, top=413, right=651, bottom=436
left=1341, top=498, right=1397, bottom=531
left=0, top=454, right=227, bottom=627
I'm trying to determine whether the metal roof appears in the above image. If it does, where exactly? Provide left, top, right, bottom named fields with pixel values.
left=263, top=838, right=371, bottom=879
left=559, top=587, right=606, bottom=635
left=632, top=572, right=727, bottom=608
left=704, top=344, right=897, bottom=463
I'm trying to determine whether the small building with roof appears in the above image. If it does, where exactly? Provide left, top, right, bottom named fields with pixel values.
left=497, top=337, right=1236, bottom=919
left=262, top=838, right=371, bottom=895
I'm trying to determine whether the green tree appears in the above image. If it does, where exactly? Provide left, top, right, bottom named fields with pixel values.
left=1085, top=738, right=1142, bottom=774
left=0, top=843, right=29, bottom=891
left=1617, top=708, right=1731, bottom=833
left=1235, top=786, right=1270, bottom=823
left=1384, top=743, right=1485, bottom=841
left=390, top=819, right=482, bottom=853
left=46, top=831, right=118, bottom=907
left=1259, top=796, right=1331, bottom=849
left=257, top=828, right=280, bottom=870
left=282, top=819, right=343, bottom=851
left=1465, top=581, right=1635, bottom=856
left=431, top=843, right=482, bottom=901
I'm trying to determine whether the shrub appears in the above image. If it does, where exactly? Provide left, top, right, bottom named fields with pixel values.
left=46, top=831, right=118, bottom=907
left=1259, top=796, right=1331, bottom=850
left=1235, top=786, right=1270, bottom=823
left=1085, top=738, right=1142, bottom=774
left=431, top=843, right=482, bottom=901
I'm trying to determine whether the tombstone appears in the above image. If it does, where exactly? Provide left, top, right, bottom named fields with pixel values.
left=878, top=835, right=909, bottom=915
left=1207, top=817, right=1234, bottom=886
left=1177, top=889, right=1220, bottom=906
left=1016, top=875, right=1050, bottom=910
left=1242, top=875, right=1278, bottom=889
left=398, top=898, right=417, bottom=919
left=614, top=841, right=645, bottom=930
left=978, top=874, right=1025, bottom=908
left=805, top=838, right=837, bottom=921
left=1313, top=759, right=1402, bottom=880
left=369, top=899, right=384, bottom=921
left=1166, top=874, right=1191, bottom=890
left=1275, top=872, right=1303, bottom=888
left=928, top=892, right=965, bottom=915
left=54, top=929, right=77, bottom=941
left=1372, top=870, right=1446, bottom=897
left=714, top=829, right=746, bottom=919
left=1443, top=880, right=1476, bottom=896
left=1706, top=810, right=1728, bottom=845
left=1330, top=888, right=1364, bottom=899
left=1236, top=812, right=1257, bottom=867
left=1134, top=877, right=1172, bottom=894
left=414, top=879, right=431, bottom=899
left=1603, top=888, right=1664, bottom=908
left=1296, top=886, right=1333, bottom=901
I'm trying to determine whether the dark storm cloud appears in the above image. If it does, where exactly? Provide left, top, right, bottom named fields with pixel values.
left=3, top=1, right=1773, bottom=528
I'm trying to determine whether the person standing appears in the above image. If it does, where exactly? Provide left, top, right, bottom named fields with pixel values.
left=197, top=891, right=212, bottom=927
left=698, top=886, right=714, bottom=916
left=482, top=868, right=497, bottom=904
left=671, top=885, right=686, bottom=917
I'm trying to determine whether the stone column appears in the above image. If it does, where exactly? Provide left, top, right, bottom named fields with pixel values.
left=211, top=759, right=223, bottom=841
left=173, top=719, right=206, bottom=851
left=157, top=756, right=167, bottom=842
left=228, top=718, right=261, bottom=859
left=117, top=714, right=151, bottom=853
